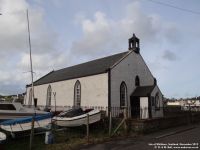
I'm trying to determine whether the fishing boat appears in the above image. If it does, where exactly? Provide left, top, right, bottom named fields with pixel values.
left=0, top=113, right=52, bottom=132
left=0, top=102, right=48, bottom=120
left=52, top=108, right=101, bottom=127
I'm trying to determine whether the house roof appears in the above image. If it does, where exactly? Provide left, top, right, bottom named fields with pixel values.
left=131, top=85, right=156, bottom=97
left=32, top=51, right=129, bottom=86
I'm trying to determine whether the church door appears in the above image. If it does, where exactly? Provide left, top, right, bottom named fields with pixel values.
left=130, top=96, right=140, bottom=118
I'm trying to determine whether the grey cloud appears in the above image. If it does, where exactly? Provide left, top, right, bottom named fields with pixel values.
left=162, top=50, right=177, bottom=61
left=70, top=1, right=180, bottom=60
left=0, top=0, right=59, bottom=95
left=0, top=1, right=57, bottom=55
left=70, top=12, right=122, bottom=59
left=0, top=83, right=24, bottom=95
left=163, top=24, right=181, bottom=44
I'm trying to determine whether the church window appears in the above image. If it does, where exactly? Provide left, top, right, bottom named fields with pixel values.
left=74, top=80, right=81, bottom=107
left=28, top=88, right=32, bottom=105
left=120, top=82, right=127, bottom=108
left=155, top=92, right=160, bottom=110
left=46, top=85, right=52, bottom=107
left=135, top=76, right=140, bottom=86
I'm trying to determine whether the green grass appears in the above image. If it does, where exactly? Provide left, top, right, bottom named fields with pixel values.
left=4, top=134, right=46, bottom=150
left=2, top=128, right=108, bottom=150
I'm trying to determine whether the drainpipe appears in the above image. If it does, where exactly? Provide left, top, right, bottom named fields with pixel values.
left=108, top=69, right=111, bottom=111
left=108, top=68, right=112, bottom=136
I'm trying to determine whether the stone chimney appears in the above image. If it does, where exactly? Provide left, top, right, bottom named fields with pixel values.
left=128, top=33, right=140, bottom=53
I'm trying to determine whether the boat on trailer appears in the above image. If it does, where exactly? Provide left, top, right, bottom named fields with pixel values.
left=0, top=102, right=49, bottom=120
left=52, top=108, right=101, bottom=127
left=0, top=113, right=52, bottom=132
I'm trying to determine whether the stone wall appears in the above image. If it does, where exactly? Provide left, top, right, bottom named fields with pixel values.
left=128, top=112, right=200, bottom=133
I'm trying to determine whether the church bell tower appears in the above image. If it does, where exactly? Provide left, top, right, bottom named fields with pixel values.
left=128, top=33, right=140, bottom=54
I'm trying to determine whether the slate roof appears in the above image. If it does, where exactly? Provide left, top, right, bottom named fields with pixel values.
left=32, top=51, right=129, bottom=86
left=131, top=85, right=156, bottom=97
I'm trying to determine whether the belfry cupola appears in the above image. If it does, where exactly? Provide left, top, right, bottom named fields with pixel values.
left=128, top=33, right=140, bottom=53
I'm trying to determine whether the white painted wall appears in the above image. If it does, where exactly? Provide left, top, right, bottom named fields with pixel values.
left=140, top=97, right=149, bottom=119
left=25, top=73, right=108, bottom=108
left=110, top=51, right=154, bottom=107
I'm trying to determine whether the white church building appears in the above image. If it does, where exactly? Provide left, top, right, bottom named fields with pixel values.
left=24, top=34, right=163, bottom=119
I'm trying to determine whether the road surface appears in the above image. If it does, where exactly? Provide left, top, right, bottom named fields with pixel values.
left=79, top=123, right=200, bottom=150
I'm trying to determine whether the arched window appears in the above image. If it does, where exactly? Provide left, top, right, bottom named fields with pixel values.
left=46, top=85, right=52, bottom=107
left=120, top=82, right=127, bottom=108
left=135, top=75, right=140, bottom=86
left=28, top=88, right=32, bottom=105
left=155, top=92, right=160, bottom=110
left=74, top=80, right=81, bottom=107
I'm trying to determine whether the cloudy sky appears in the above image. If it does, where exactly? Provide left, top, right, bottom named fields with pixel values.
left=0, top=0, right=199, bottom=98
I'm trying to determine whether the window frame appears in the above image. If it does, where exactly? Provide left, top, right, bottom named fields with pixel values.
left=120, top=81, right=127, bottom=108
left=155, top=92, right=160, bottom=110
left=46, top=85, right=52, bottom=107
left=135, top=75, right=140, bottom=87
left=28, top=88, right=32, bottom=106
left=74, top=80, right=81, bottom=107
left=151, top=96, right=155, bottom=106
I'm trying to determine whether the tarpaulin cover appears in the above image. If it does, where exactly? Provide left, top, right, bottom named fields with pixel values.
left=0, top=113, right=52, bottom=126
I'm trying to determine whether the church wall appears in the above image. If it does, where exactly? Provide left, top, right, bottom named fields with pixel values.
left=25, top=73, right=108, bottom=109
left=150, top=85, right=164, bottom=118
left=110, top=51, right=155, bottom=108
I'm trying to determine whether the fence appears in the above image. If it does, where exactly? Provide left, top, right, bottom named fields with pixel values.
left=33, top=105, right=150, bottom=118
left=4, top=105, right=200, bottom=149
left=162, top=106, right=200, bottom=117
left=3, top=106, right=128, bottom=149
left=181, top=106, right=200, bottom=112
left=50, top=106, right=200, bottom=138
left=28, top=104, right=200, bottom=119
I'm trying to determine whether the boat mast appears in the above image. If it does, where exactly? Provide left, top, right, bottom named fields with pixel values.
left=26, top=9, right=34, bottom=105
left=26, top=9, right=35, bottom=150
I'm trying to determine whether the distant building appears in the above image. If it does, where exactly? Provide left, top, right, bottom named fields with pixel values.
left=24, top=34, right=164, bottom=119
left=12, top=93, right=25, bottom=104
left=166, top=99, right=200, bottom=111
left=167, top=101, right=181, bottom=106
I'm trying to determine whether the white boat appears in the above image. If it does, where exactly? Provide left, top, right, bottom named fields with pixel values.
left=0, top=113, right=52, bottom=132
left=0, top=102, right=48, bottom=120
left=52, top=108, right=101, bottom=127
left=0, top=132, right=6, bottom=143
